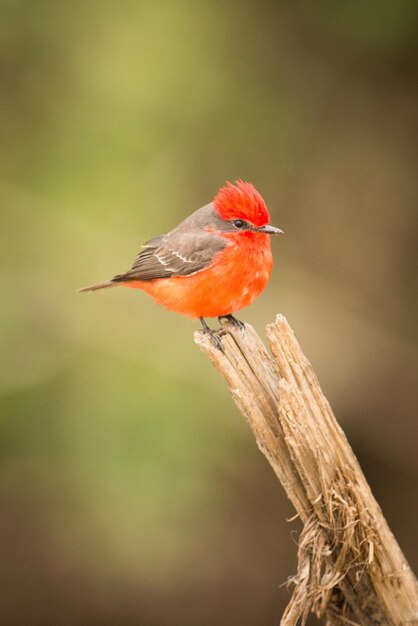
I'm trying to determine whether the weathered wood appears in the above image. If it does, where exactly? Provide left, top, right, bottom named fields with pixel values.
left=194, top=315, right=418, bottom=626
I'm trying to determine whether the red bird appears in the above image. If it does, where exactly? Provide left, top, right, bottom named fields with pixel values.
left=79, top=180, right=282, bottom=347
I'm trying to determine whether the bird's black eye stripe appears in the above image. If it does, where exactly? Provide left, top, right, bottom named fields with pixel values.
left=233, top=219, right=247, bottom=229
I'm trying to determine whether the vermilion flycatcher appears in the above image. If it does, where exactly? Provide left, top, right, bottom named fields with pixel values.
left=79, top=180, right=282, bottom=347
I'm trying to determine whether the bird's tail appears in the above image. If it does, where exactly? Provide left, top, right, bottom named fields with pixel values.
left=78, top=280, right=117, bottom=293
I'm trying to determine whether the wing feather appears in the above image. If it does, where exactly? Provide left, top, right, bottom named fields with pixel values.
left=112, top=230, right=228, bottom=283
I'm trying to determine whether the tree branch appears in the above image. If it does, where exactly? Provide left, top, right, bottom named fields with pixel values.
left=194, top=315, right=418, bottom=626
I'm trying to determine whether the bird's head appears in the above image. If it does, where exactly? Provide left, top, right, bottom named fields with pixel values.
left=213, top=180, right=283, bottom=235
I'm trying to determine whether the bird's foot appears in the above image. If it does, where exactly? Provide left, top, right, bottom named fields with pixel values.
left=218, top=314, right=245, bottom=332
left=199, top=318, right=225, bottom=352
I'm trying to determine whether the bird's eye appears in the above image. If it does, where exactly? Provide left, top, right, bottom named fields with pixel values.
left=233, top=219, right=246, bottom=229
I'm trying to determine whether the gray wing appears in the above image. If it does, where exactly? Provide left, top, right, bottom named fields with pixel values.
left=112, top=230, right=228, bottom=283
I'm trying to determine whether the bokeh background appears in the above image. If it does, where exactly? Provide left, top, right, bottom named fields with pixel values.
left=1, top=2, right=417, bottom=624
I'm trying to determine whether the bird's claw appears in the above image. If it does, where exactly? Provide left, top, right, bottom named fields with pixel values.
left=201, top=328, right=224, bottom=352
left=218, top=314, right=245, bottom=332
left=199, top=317, right=226, bottom=352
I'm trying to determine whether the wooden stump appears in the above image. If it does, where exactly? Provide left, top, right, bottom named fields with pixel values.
left=194, top=315, right=418, bottom=626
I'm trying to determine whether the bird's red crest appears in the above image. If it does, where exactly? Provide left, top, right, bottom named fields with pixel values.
left=213, top=180, right=270, bottom=227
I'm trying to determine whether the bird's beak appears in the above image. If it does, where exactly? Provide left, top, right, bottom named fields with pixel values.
left=255, top=224, right=284, bottom=235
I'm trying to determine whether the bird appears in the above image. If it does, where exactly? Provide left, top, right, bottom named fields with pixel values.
left=79, top=180, right=283, bottom=348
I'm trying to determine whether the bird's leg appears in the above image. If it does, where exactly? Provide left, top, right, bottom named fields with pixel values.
left=199, top=317, right=224, bottom=352
left=218, top=314, right=245, bottom=332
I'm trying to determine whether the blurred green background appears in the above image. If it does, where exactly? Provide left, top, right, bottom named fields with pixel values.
left=1, top=1, right=417, bottom=624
